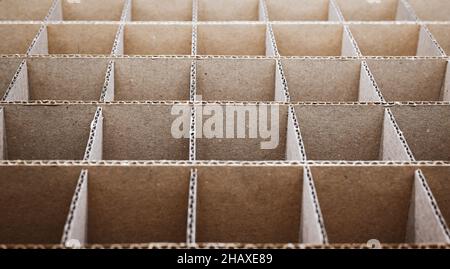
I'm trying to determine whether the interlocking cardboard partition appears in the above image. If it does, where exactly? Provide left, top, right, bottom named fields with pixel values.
left=0, top=0, right=450, bottom=249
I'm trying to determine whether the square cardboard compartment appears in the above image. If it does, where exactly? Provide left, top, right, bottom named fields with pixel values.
left=196, top=166, right=303, bottom=243
left=427, top=24, right=450, bottom=56
left=0, top=166, right=81, bottom=244
left=0, top=0, right=53, bottom=21
left=0, top=24, right=41, bottom=54
left=0, top=58, right=23, bottom=98
left=131, top=0, right=193, bottom=21
left=198, top=0, right=261, bottom=21
left=123, top=24, right=192, bottom=55
left=335, top=0, right=403, bottom=21
left=408, top=0, right=450, bottom=21
left=59, top=0, right=126, bottom=21
left=113, top=58, right=191, bottom=101
left=196, top=58, right=277, bottom=101
left=2, top=105, right=96, bottom=160
left=197, top=24, right=267, bottom=55
left=266, top=0, right=330, bottom=21
left=367, top=59, right=448, bottom=102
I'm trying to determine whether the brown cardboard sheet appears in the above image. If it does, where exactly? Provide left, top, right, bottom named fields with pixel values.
left=266, top=0, right=330, bottom=21
left=335, top=0, right=400, bottom=21
left=0, top=58, right=23, bottom=99
left=408, top=0, right=450, bottom=21
left=198, top=0, right=260, bottom=21
left=0, top=0, right=53, bottom=21
left=0, top=24, right=41, bottom=54
left=132, top=0, right=193, bottom=21
left=427, top=24, right=450, bottom=56
left=59, top=0, right=126, bottom=21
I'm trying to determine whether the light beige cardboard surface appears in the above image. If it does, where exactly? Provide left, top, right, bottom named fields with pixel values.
left=132, top=0, right=193, bottom=21
left=266, top=0, right=329, bottom=21
left=0, top=0, right=53, bottom=21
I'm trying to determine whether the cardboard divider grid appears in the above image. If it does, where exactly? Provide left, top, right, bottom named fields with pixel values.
left=0, top=0, right=450, bottom=249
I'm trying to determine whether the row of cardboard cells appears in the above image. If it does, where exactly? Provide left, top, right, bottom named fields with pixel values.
left=2, top=23, right=450, bottom=57
left=1, top=0, right=450, bottom=22
left=0, top=103, right=448, bottom=162
left=0, top=165, right=449, bottom=245
left=1, top=57, right=450, bottom=103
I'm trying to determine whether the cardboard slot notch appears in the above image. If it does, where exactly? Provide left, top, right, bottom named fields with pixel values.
left=2, top=60, right=29, bottom=102
left=0, top=0, right=54, bottom=21
left=101, top=104, right=190, bottom=160
left=25, top=57, right=109, bottom=101
left=62, top=169, right=88, bottom=247
left=1, top=105, right=97, bottom=160
left=196, top=166, right=303, bottom=243
left=390, top=106, right=450, bottom=161
left=271, top=24, right=355, bottom=56
left=196, top=58, right=277, bottom=101
left=35, top=24, right=119, bottom=55
left=366, top=59, right=449, bottom=102
left=112, top=58, right=191, bottom=101
left=0, top=166, right=81, bottom=245
left=86, top=166, right=190, bottom=244
left=83, top=107, right=103, bottom=161
left=196, top=104, right=288, bottom=161
left=294, top=105, right=412, bottom=161
left=427, top=24, right=450, bottom=56
left=335, top=0, right=414, bottom=21
left=49, top=0, right=126, bottom=21
left=281, top=59, right=382, bottom=102
left=408, top=0, right=450, bottom=21
left=349, top=24, right=442, bottom=56
left=0, top=24, right=42, bottom=55
left=131, top=0, right=193, bottom=21
left=406, top=169, right=450, bottom=243
left=187, top=169, right=198, bottom=244
left=123, top=24, right=192, bottom=56
left=197, top=24, right=267, bottom=56
left=266, top=0, right=338, bottom=21
left=309, top=166, right=450, bottom=244
left=198, top=0, right=261, bottom=21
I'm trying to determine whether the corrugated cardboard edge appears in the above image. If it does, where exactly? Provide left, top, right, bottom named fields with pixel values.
left=2, top=60, right=29, bottom=101
left=83, top=107, right=103, bottom=161
left=286, top=105, right=306, bottom=161
left=380, top=108, right=415, bottom=161
left=186, top=168, right=198, bottom=244
left=100, top=60, right=115, bottom=102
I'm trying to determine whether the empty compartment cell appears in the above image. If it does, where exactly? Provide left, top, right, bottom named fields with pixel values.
left=421, top=167, right=450, bottom=231
left=59, top=0, right=125, bottom=21
left=283, top=59, right=363, bottom=102
left=310, top=166, right=416, bottom=244
left=26, top=57, right=110, bottom=101
left=46, top=24, right=118, bottom=55
left=114, top=58, right=191, bottom=100
left=87, top=166, right=190, bottom=244
left=3, top=105, right=96, bottom=160
left=295, top=105, right=388, bottom=161
left=198, top=0, right=260, bottom=21
left=124, top=24, right=192, bottom=55
left=0, top=24, right=41, bottom=54
left=132, top=0, right=193, bottom=21
left=0, top=0, right=53, bottom=21
left=198, top=24, right=267, bottom=55
left=272, top=24, right=344, bottom=56
left=196, top=58, right=276, bottom=101
left=390, top=106, right=450, bottom=161
left=266, top=0, right=330, bottom=21
left=366, top=59, right=447, bottom=102
left=0, top=166, right=82, bottom=244
left=102, top=104, right=190, bottom=160
left=349, top=24, right=424, bottom=56
left=408, top=0, right=450, bottom=21
left=196, top=166, right=303, bottom=243
left=0, top=58, right=22, bottom=98
left=427, top=24, right=450, bottom=56
left=196, top=104, right=288, bottom=160
left=335, top=0, right=402, bottom=21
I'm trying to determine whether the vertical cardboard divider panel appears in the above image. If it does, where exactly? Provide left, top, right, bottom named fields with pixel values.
left=274, top=60, right=289, bottom=101
left=0, top=24, right=42, bottom=55
left=406, top=169, right=450, bottom=243
left=329, top=0, right=344, bottom=21
left=301, top=167, right=328, bottom=244
left=196, top=166, right=303, bottom=243
left=0, top=58, right=23, bottom=99
left=0, top=166, right=81, bottom=244
left=100, top=61, right=115, bottom=102
left=2, top=60, right=29, bottom=102
left=83, top=107, right=103, bottom=161
left=396, top=0, right=418, bottom=21
left=416, top=26, right=445, bottom=57
left=380, top=108, right=415, bottom=161
left=46, top=0, right=63, bottom=21
left=187, top=168, right=198, bottom=244
left=286, top=106, right=306, bottom=161
left=266, top=24, right=278, bottom=57
left=87, top=166, right=190, bottom=244
left=310, top=166, right=420, bottom=244
left=192, top=24, right=198, bottom=56
left=112, top=25, right=125, bottom=56
left=358, top=61, right=384, bottom=102
left=443, top=61, right=450, bottom=101
left=29, top=26, right=49, bottom=55
left=193, top=0, right=199, bottom=22
left=121, top=0, right=132, bottom=21
left=341, top=25, right=360, bottom=57
left=0, top=108, right=5, bottom=160
left=62, top=169, right=88, bottom=247
left=258, top=0, right=268, bottom=21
